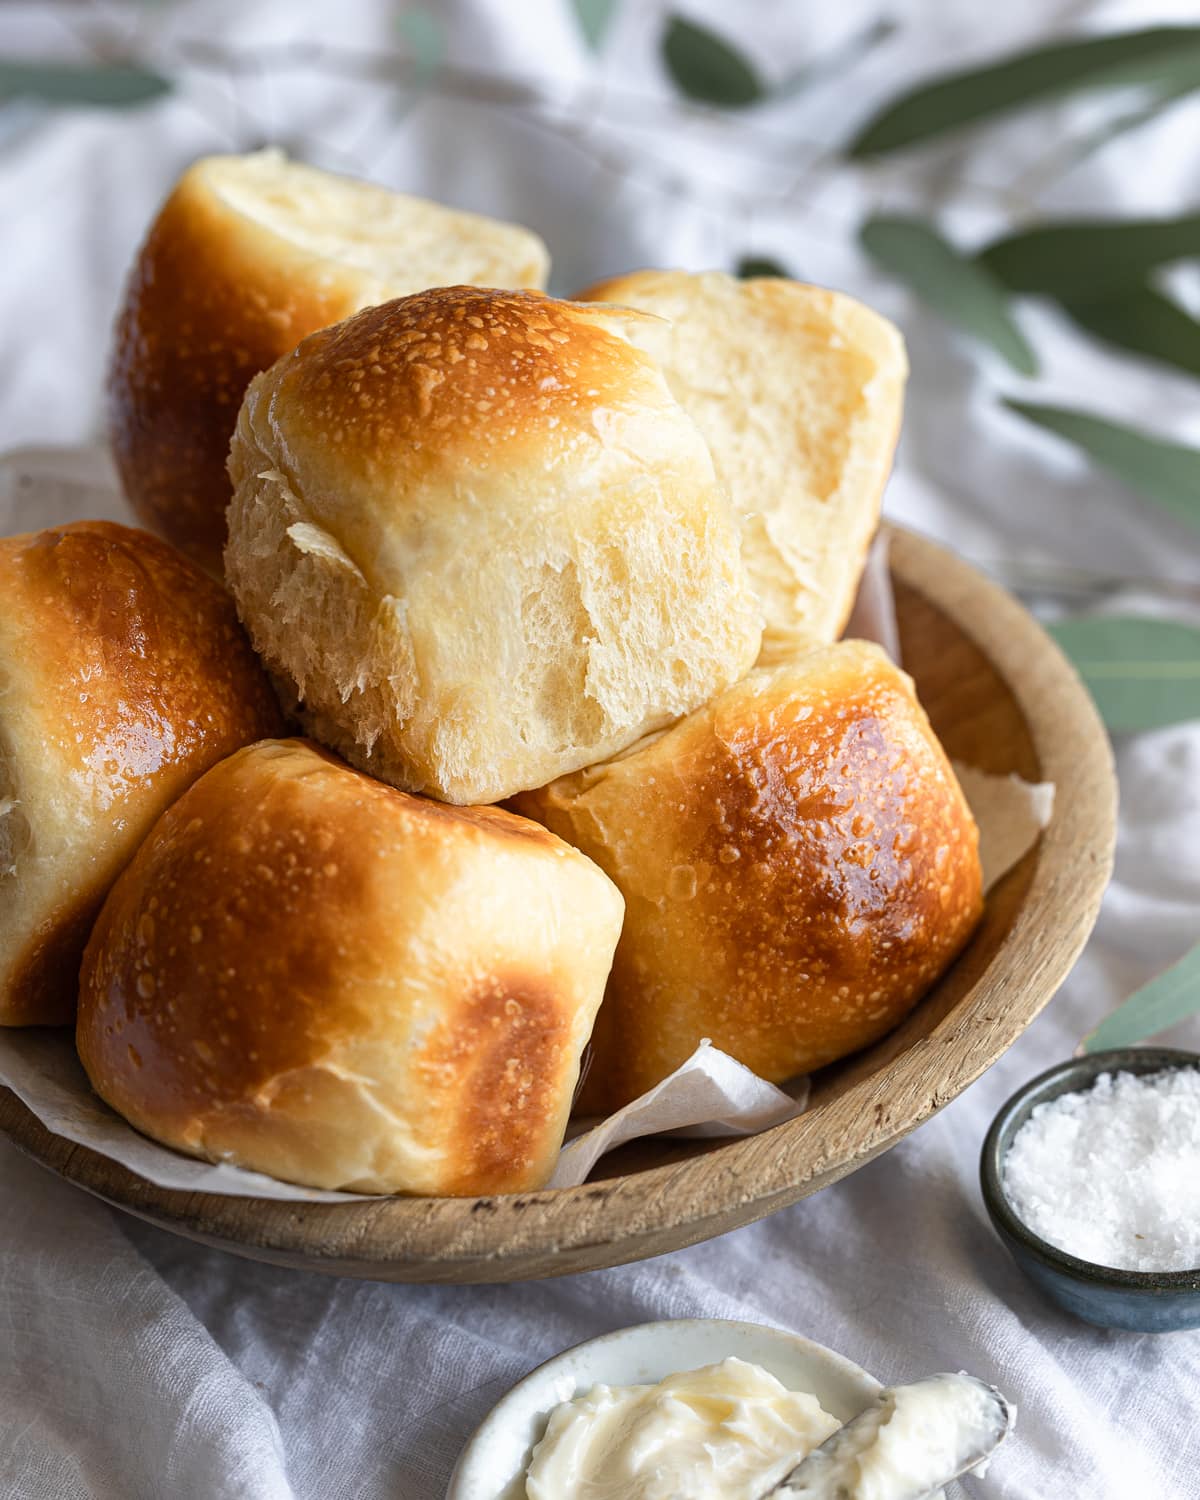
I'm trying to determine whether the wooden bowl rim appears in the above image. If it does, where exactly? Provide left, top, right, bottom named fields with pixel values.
left=0, top=525, right=1117, bottom=1279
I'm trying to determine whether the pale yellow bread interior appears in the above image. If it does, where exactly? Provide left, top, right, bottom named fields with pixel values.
left=577, top=270, right=908, bottom=661
left=208, top=148, right=550, bottom=295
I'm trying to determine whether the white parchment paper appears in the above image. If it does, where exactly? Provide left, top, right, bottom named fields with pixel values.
left=954, top=766, right=1057, bottom=892
left=550, top=1042, right=810, bottom=1189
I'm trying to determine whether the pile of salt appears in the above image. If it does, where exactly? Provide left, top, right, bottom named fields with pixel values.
left=1002, top=1068, right=1200, bottom=1273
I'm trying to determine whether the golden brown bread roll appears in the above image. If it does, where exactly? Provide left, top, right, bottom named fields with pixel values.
left=78, top=739, right=624, bottom=1195
left=576, top=270, right=907, bottom=660
left=224, top=286, right=763, bottom=805
left=0, top=521, right=285, bottom=1026
left=512, top=641, right=982, bottom=1112
left=109, top=149, right=550, bottom=573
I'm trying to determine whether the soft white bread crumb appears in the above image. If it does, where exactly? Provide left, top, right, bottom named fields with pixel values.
left=207, top=148, right=550, bottom=295
left=578, top=270, right=908, bottom=660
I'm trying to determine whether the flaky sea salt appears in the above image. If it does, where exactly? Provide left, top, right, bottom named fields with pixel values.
left=1002, top=1068, right=1200, bottom=1273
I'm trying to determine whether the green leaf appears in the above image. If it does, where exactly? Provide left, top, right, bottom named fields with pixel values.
left=1004, top=399, right=1200, bottom=532
left=661, top=15, right=764, bottom=108
left=1084, top=941, right=1200, bottom=1050
left=1048, top=615, right=1200, bottom=732
left=0, top=60, right=171, bottom=107
left=860, top=216, right=1037, bottom=374
left=847, top=26, right=1200, bottom=157
left=1063, top=286, right=1200, bottom=379
left=979, top=212, right=1200, bottom=300
left=736, top=255, right=792, bottom=279
left=395, top=8, right=444, bottom=83
left=572, top=0, right=618, bottom=51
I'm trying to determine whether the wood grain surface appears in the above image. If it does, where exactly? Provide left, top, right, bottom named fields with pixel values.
left=0, top=526, right=1118, bottom=1283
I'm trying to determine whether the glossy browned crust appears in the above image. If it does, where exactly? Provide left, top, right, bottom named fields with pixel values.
left=4, top=906, right=99, bottom=1029
left=417, top=972, right=575, bottom=1196
left=513, top=642, right=983, bottom=1112
left=260, top=286, right=670, bottom=499
left=77, top=739, right=620, bottom=1195
left=108, top=173, right=362, bottom=574
left=0, top=522, right=285, bottom=1024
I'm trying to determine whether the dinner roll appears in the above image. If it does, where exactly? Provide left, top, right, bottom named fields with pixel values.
left=0, top=522, right=285, bottom=1026
left=513, top=641, right=982, bottom=1112
left=224, top=287, right=763, bottom=805
left=577, top=270, right=907, bottom=660
left=109, top=149, right=550, bottom=573
left=78, top=739, right=624, bottom=1195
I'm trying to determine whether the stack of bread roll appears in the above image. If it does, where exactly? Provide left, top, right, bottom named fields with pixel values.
left=1, top=150, right=982, bottom=1196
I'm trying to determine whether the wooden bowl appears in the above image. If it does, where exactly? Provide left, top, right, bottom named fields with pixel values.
left=0, top=526, right=1117, bottom=1283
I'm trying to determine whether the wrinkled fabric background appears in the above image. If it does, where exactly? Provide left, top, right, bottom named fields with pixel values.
left=1, top=2, right=1198, bottom=1496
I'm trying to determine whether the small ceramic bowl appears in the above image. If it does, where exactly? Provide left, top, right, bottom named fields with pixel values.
left=981, top=1047, right=1200, bottom=1333
left=446, top=1318, right=883, bottom=1500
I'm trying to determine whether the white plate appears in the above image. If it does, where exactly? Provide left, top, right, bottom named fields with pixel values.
left=446, top=1317, right=884, bottom=1500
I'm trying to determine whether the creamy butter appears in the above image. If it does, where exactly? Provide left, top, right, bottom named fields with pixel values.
left=780, top=1373, right=1006, bottom=1498
left=523, top=1357, right=841, bottom=1500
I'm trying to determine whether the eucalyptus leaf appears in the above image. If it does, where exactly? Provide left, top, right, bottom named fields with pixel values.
left=661, top=15, right=764, bottom=108
left=1005, top=399, right=1200, bottom=532
left=847, top=26, right=1200, bottom=157
left=1084, top=941, right=1200, bottom=1051
left=1048, top=616, right=1200, bottom=732
left=0, top=60, right=171, bottom=107
left=860, top=216, right=1037, bottom=374
left=979, top=213, right=1200, bottom=300
left=395, top=8, right=444, bottom=82
left=1063, top=286, right=1200, bottom=379
left=572, top=0, right=618, bottom=51
left=736, top=255, right=791, bottom=279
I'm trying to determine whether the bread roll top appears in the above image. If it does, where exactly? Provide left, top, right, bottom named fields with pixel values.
left=238, top=288, right=716, bottom=570
left=514, top=641, right=982, bottom=1112
left=0, top=521, right=284, bottom=1025
left=78, top=739, right=624, bottom=1195
left=225, top=287, right=763, bottom=805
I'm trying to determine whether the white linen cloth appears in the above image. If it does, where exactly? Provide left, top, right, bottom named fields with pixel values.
left=1, top=1, right=1198, bottom=1496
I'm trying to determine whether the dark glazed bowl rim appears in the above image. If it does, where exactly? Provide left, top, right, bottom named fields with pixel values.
left=980, top=1046, right=1200, bottom=1292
